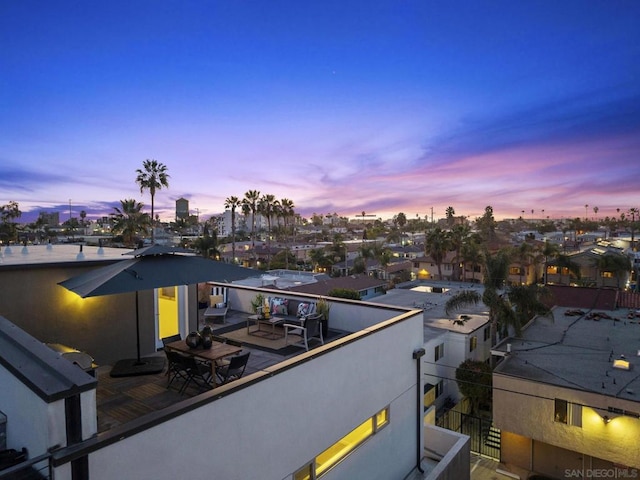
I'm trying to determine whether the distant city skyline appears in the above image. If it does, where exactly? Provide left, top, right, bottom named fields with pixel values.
left=2, top=1, right=639, bottom=224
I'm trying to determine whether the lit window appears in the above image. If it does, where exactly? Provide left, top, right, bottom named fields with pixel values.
left=547, top=266, right=558, bottom=275
left=601, top=271, right=614, bottom=278
left=509, top=266, right=521, bottom=275
left=469, top=336, right=477, bottom=352
left=294, top=407, right=390, bottom=479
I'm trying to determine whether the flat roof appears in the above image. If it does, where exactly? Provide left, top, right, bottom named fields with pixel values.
left=494, top=306, right=640, bottom=401
left=0, top=244, right=128, bottom=266
left=369, top=281, right=490, bottom=335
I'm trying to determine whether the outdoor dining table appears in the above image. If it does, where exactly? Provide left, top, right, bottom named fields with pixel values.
left=164, top=339, right=242, bottom=387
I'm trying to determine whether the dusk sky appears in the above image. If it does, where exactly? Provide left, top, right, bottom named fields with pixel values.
left=2, top=1, right=639, bottom=224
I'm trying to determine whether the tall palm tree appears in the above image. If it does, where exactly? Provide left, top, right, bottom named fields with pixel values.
left=135, top=159, right=169, bottom=244
left=224, top=196, right=241, bottom=264
left=540, top=241, right=560, bottom=285
left=514, top=242, right=534, bottom=285
left=461, top=237, right=483, bottom=283
left=425, top=227, right=451, bottom=280
left=258, top=194, right=277, bottom=268
left=280, top=198, right=295, bottom=269
left=111, top=199, right=150, bottom=246
left=449, top=224, right=470, bottom=281
left=242, top=190, right=260, bottom=264
left=445, top=206, right=455, bottom=227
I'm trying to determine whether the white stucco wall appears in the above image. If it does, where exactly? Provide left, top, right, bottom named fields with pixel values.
left=494, top=374, right=640, bottom=469
left=85, top=313, right=424, bottom=480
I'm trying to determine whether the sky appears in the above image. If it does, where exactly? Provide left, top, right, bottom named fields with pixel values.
left=1, top=1, right=639, bottom=224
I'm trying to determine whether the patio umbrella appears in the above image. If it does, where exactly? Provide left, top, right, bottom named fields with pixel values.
left=58, top=246, right=258, bottom=377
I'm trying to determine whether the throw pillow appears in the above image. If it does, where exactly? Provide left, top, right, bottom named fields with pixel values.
left=297, top=302, right=310, bottom=317
left=271, top=297, right=288, bottom=315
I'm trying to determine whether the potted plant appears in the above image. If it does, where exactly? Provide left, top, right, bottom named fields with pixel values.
left=250, top=293, right=266, bottom=318
left=315, top=297, right=331, bottom=338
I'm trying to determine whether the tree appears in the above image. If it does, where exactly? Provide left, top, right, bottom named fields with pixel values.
left=445, top=206, right=455, bottom=227
left=0, top=201, right=21, bottom=243
left=242, top=190, right=260, bottom=263
left=224, top=196, right=241, bottom=264
left=258, top=194, right=277, bottom=268
left=593, top=253, right=631, bottom=288
left=111, top=199, right=150, bottom=246
left=425, top=227, right=450, bottom=280
left=476, top=206, right=497, bottom=243
left=540, top=241, right=560, bottom=285
left=514, top=242, right=534, bottom=285
left=192, top=232, right=220, bottom=259
left=445, top=248, right=551, bottom=366
left=455, top=359, right=492, bottom=415
left=280, top=198, right=295, bottom=269
left=461, top=236, right=483, bottom=283
left=135, top=159, right=170, bottom=244
left=449, top=224, right=470, bottom=281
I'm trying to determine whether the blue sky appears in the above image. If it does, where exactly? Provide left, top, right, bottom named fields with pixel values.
left=1, top=1, right=639, bottom=224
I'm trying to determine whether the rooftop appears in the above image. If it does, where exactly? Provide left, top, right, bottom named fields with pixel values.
left=370, top=280, right=490, bottom=335
left=0, top=243, right=129, bottom=266
left=494, top=306, right=640, bottom=401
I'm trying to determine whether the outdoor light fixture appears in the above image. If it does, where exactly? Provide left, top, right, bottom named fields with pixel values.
left=603, top=415, right=611, bottom=424
left=613, top=355, right=630, bottom=370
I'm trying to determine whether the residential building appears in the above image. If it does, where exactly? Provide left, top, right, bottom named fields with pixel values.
left=0, top=244, right=470, bottom=479
left=492, top=305, right=640, bottom=478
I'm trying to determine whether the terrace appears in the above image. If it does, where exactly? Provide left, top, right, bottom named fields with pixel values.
left=96, top=309, right=350, bottom=432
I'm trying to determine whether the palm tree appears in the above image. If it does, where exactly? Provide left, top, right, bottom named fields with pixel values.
left=258, top=194, right=277, bottom=268
left=135, top=159, right=169, bottom=244
left=555, top=254, right=582, bottom=285
left=111, top=199, right=150, bottom=246
left=425, top=227, right=451, bottom=280
left=514, top=242, right=534, bottom=285
left=280, top=198, right=295, bottom=269
left=540, top=241, right=560, bottom=285
left=445, top=248, right=551, bottom=366
left=593, top=253, right=631, bottom=288
left=445, top=206, right=455, bottom=227
left=449, top=224, right=470, bottom=281
left=241, top=190, right=260, bottom=264
left=461, top=237, right=483, bottom=283
left=224, top=196, right=241, bottom=264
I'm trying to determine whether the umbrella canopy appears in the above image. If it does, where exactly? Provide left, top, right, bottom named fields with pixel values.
left=59, top=254, right=257, bottom=298
left=58, top=249, right=258, bottom=376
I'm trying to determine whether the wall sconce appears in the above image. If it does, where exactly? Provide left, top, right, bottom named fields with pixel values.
left=603, top=415, right=611, bottom=424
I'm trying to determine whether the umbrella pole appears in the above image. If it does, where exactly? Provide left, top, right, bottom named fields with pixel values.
left=135, top=290, right=141, bottom=363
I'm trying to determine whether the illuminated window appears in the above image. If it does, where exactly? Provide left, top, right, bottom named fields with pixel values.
left=469, top=336, right=477, bottom=352
left=294, top=407, right=389, bottom=479
left=434, top=343, right=444, bottom=362
left=601, top=271, right=614, bottom=278
left=547, top=266, right=558, bottom=275
left=509, top=266, right=521, bottom=275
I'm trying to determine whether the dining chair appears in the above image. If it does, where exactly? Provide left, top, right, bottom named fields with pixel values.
left=165, top=350, right=190, bottom=391
left=283, top=314, right=324, bottom=351
left=215, top=352, right=251, bottom=385
left=179, top=356, right=213, bottom=395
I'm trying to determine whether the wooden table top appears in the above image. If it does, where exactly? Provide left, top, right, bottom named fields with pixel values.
left=165, top=339, right=242, bottom=363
